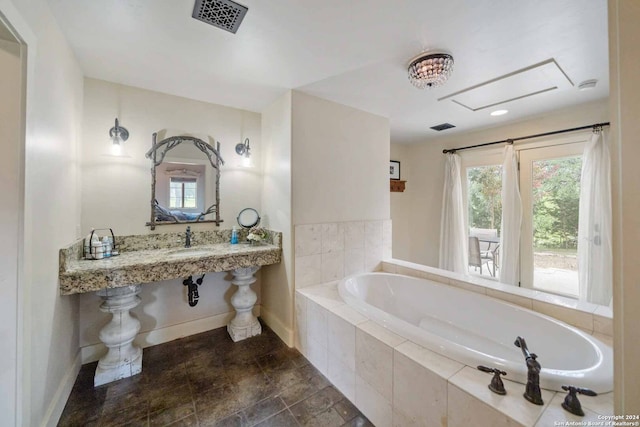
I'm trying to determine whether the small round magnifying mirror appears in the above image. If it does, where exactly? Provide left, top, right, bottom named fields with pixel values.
left=237, top=208, right=260, bottom=229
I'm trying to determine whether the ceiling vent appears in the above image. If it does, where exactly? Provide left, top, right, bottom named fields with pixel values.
left=192, top=0, right=248, bottom=34
left=430, top=123, right=456, bottom=132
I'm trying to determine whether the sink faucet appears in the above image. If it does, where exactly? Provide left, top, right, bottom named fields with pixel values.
left=514, top=336, right=544, bottom=405
left=185, top=226, right=192, bottom=248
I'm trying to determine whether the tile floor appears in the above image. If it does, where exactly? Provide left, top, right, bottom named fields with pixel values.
left=58, top=322, right=373, bottom=426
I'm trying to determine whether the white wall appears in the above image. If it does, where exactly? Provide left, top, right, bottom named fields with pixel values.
left=81, top=78, right=262, bottom=235
left=79, top=79, right=264, bottom=355
left=260, top=91, right=294, bottom=345
left=390, top=144, right=413, bottom=261
left=391, top=99, right=609, bottom=267
left=0, top=1, right=85, bottom=425
left=0, top=34, right=22, bottom=427
left=291, top=91, right=390, bottom=225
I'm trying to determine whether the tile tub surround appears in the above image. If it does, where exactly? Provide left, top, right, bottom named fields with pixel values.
left=381, top=259, right=613, bottom=339
left=59, top=229, right=282, bottom=295
left=296, top=283, right=614, bottom=427
left=294, top=220, right=392, bottom=288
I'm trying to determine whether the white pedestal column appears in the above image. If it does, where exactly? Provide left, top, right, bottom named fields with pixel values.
left=94, top=285, right=143, bottom=386
left=227, top=266, right=261, bottom=342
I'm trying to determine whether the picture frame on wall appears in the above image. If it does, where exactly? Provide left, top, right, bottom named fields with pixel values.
left=390, top=160, right=401, bottom=180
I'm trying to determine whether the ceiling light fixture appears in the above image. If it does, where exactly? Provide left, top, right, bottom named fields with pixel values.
left=408, top=52, right=454, bottom=89
left=108, top=118, right=130, bottom=157
left=490, top=109, right=509, bottom=116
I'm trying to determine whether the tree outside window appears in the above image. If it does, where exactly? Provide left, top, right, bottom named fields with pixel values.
left=467, top=165, right=502, bottom=233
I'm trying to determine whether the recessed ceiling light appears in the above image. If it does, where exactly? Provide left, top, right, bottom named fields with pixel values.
left=490, top=109, right=509, bottom=116
left=578, top=79, right=598, bottom=91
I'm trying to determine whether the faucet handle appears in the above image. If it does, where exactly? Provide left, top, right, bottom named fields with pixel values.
left=477, top=365, right=507, bottom=395
left=561, top=385, right=597, bottom=416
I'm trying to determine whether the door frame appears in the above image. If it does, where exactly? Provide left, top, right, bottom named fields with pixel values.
left=0, top=5, right=29, bottom=426
left=518, top=136, right=589, bottom=294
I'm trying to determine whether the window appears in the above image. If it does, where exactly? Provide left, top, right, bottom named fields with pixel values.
left=466, top=164, right=502, bottom=279
left=169, top=177, right=198, bottom=209
left=462, top=138, right=587, bottom=298
left=156, top=162, right=206, bottom=213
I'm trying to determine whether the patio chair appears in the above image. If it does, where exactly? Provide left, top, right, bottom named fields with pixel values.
left=469, top=236, right=496, bottom=277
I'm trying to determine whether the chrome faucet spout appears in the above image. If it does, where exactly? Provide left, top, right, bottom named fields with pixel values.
left=185, top=226, right=192, bottom=248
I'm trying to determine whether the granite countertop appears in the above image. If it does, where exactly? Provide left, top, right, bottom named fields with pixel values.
left=59, top=230, right=282, bottom=295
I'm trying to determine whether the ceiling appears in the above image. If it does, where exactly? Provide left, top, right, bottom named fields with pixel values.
left=47, top=0, right=609, bottom=144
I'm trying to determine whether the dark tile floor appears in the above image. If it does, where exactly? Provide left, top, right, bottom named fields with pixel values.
left=58, top=322, right=373, bottom=427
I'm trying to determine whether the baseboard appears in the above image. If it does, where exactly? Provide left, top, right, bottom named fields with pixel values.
left=42, top=350, right=81, bottom=427
left=260, top=306, right=294, bottom=347
left=81, top=306, right=261, bottom=364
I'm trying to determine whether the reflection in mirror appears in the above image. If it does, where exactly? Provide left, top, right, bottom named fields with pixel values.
left=145, top=131, right=225, bottom=229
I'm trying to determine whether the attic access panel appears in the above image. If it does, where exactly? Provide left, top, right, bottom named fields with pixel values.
left=438, top=59, right=574, bottom=112
left=192, top=0, right=248, bottom=34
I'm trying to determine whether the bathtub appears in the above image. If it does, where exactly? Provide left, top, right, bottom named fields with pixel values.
left=338, top=272, right=613, bottom=393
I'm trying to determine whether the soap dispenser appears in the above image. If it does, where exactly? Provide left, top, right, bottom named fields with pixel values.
left=231, top=226, right=239, bottom=244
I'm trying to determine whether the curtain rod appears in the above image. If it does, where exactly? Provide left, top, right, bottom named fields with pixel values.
left=442, top=122, right=610, bottom=154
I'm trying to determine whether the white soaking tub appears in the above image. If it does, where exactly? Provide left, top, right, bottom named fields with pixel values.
left=338, top=272, right=613, bottom=392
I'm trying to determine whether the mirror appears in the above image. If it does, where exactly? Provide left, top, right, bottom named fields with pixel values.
left=237, top=208, right=260, bottom=229
left=145, top=130, right=225, bottom=229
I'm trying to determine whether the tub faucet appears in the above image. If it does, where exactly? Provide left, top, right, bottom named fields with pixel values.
left=514, top=336, right=544, bottom=405
left=185, top=226, right=192, bottom=248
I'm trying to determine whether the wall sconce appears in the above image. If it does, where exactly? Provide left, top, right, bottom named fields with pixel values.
left=108, top=118, right=130, bottom=157
left=235, top=138, right=252, bottom=167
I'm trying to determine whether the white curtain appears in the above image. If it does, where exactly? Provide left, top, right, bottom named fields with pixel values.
left=439, top=153, right=468, bottom=274
left=578, top=131, right=612, bottom=306
left=499, top=144, right=522, bottom=285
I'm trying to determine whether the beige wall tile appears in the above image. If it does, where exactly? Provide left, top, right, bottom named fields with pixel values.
left=358, top=321, right=406, bottom=348
left=365, top=221, right=383, bottom=251
left=364, top=245, right=383, bottom=272
left=344, top=221, right=365, bottom=250
left=381, top=262, right=397, bottom=273
left=344, top=248, right=365, bottom=276
left=447, top=384, right=523, bottom=427
left=449, top=279, right=487, bottom=295
left=449, top=367, right=554, bottom=427
left=355, top=374, right=392, bottom=427
left=295, top=224, right=322, bottom=256
left=532, top=300, right=594, bottom=331
left=486, top=289, right=533, bottom=310
left=394, top=341, right=463, bottom=381
left=535, top=393, right=604, bottom=427
left=295, top=254, right=322, bottom=288
left=307, top=335, right=327, bottom=375
left=322, top=251, right=344, bottom=282
left=393, top=351, right=448, bottom=427
left=593, top=314, right=613, bottom=337
left=328, top=304, right=368, bottom=326
left=307, top=300, right=327, bottom=347
left=328, top=311, right=356, bottom=370
left=294, top=293, right=308, bottom=356
left=356, top=326, right=394, bottom=401
left=322, top=222, right=345, bottom=253
left=328, top=352, right=355, bottom=401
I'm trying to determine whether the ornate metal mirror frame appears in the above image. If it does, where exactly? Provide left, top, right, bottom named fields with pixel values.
left=145, top=132, right=225, bottom=230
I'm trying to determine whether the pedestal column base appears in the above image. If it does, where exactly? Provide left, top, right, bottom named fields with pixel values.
left=94, top=285, right=142, bottom=386
left=227, top=266, right=261, bottom=342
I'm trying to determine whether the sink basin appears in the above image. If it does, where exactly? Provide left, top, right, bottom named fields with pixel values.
left=167, top=248, right=212, bottom=259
